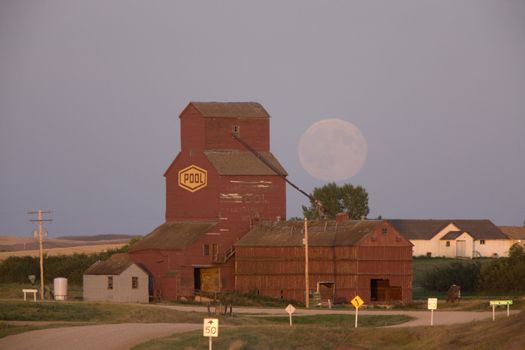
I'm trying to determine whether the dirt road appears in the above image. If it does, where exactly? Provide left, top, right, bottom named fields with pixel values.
left=156, top=304, right=520, bottom=327
left=0, top=323, right=200, bottom=350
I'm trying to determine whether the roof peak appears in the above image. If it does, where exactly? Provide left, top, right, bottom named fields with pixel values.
left=188, top=102, right=270, bottom=119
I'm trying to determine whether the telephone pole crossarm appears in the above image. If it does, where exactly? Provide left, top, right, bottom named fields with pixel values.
left=28, top=209, right=52, bottom=301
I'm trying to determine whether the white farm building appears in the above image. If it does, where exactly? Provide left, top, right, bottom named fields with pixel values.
left=388, top=219, right=511, bottom=258
left=83, top=253, right=149, bottom=303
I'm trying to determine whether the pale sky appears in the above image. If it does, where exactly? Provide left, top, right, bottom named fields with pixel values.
left=1, top=1, right=524, bottom=236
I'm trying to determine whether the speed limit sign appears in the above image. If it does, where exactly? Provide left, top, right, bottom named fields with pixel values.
left=203, top=318, right=219, bottom=337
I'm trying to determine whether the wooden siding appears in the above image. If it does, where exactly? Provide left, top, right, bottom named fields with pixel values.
left=235, top=222, right=413, bottom=304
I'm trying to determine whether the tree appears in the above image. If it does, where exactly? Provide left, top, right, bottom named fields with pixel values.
left=302, top=182, right=370, bottom=220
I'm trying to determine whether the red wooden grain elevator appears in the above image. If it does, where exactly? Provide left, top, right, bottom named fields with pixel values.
left=129, top=102, right=287, bottom=299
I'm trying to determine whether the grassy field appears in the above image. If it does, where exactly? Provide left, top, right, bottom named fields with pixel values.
left=0, top=243, right=125, bottom=261
left=133, top=310, right=525, bottom=350
left=0, top=300, right=207, bottom=324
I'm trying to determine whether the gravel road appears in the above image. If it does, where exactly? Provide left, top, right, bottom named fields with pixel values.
left=0, top=323, right=200, bottom=350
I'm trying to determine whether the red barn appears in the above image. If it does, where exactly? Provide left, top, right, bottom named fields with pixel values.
left=235, top=219, right=413, bottom=304
left=129, top=102, right=287, bottom=299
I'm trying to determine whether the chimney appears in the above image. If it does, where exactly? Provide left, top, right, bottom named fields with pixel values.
left=336, top=212, right=348, bottom=223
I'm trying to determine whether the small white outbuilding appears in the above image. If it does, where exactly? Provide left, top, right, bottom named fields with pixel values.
left=83, top=253, right=149, bottom=303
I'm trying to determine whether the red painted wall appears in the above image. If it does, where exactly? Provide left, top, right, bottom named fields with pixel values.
left=235, top=221, right=413, bottom=304
left=204, top=117, right=269, bottom=151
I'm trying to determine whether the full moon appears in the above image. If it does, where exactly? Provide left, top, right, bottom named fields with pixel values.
left=298, top=119, right=368, bottom=181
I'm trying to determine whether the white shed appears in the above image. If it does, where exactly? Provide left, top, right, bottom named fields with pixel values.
left=83, top=253, right=149, bottom=303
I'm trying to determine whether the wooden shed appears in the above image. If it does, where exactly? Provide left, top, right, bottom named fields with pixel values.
left=83, top=253, right=149, bottom=303
left=235, top=219, right=413, bottom=305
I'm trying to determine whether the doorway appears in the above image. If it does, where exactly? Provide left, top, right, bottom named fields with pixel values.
left=371, top=279, right=389, bottom=301
left=456, top=240, right=466, bottom=257
left=194, top=267, right=220, bottom=293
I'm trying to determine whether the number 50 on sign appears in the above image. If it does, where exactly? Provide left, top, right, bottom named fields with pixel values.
left=203, top=318, right=219, bottom=337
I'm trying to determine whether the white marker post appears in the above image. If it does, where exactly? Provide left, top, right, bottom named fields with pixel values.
left=490, top=300, right=513, bottom=321
left=285, top=304, right=296, bottom=326
left=203, top=318, right=219, bottom=350
left=350, top=295, right=364, bottom=328
left=427, top=298, right=438, bottom=326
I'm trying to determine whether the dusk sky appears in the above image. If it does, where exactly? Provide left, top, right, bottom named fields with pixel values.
left=1, top=1, right=524, bottom=236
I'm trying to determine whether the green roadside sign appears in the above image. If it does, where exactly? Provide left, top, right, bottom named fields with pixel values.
left=490, top=300, right=513, bottom=306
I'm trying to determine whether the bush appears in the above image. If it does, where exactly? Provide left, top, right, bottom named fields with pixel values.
left=478, top=243, right=525, bottom=292
left=0, top=248, right=125, bottom=285
left=421, top=261, right=481, bottom=292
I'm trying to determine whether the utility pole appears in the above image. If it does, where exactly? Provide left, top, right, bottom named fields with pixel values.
left=28, top=209, right=52, bottom=301
left=304, top=218, right=309, bottom=308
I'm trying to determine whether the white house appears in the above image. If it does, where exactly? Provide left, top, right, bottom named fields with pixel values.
left=388, top=219, right=511, bottom=258
left=83, top=253, right=149, bottom=303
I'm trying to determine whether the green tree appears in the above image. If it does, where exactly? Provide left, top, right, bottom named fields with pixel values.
left=302, top=182, right=369, bottom=220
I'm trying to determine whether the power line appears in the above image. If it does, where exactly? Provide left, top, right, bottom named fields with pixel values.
left=28, top=209, right=52, bottom=301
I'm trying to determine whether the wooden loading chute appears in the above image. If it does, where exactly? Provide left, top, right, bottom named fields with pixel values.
left=232, top=133, right=326, bottom=218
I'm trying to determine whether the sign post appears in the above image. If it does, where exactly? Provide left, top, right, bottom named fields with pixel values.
left=489, top=300, right=513, bottom=321
left=285, top=304, right=296, bottom=326
left=427, top=298, right=438, bottom=326
left=350, top=295, right=364, bottom=328
left=203, top=318, right=219, bottom=350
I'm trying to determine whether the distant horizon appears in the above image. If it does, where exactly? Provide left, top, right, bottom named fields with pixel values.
left=2, top=216, right=523, bottom=237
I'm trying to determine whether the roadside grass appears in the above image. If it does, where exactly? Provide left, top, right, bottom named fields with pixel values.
left=0, top=321, right=77, bottom=339
left=0, top=301, right=206, bottom=324
left=260, top=314, right=413, bottom=327
left=0, top=322, right=42, bottom=339
left=133, top=315, right=415, bottom=350
left=133, top=311, right=525, bottom=350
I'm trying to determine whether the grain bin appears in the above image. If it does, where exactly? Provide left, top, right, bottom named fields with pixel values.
left=54, top=277, right=68, bottom=300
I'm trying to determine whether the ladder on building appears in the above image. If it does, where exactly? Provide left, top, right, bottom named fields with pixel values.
left=213, top=246, right=236, bottom=264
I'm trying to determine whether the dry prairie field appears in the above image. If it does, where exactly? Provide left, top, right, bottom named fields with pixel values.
left=0, top=235, right=131, bottom=261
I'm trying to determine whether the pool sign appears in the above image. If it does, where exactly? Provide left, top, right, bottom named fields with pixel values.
left=179, top=165, right=207, bottom=192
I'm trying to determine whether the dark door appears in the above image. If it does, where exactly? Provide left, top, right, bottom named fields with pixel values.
left=194, top=268, right=201, bottom=291
left=371, top=279, right=389, bottom=301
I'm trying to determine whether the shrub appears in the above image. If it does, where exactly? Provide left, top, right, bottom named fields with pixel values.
left=421, top=261, right=481, bottom=292
left=0, top=248, right=125, bottom=285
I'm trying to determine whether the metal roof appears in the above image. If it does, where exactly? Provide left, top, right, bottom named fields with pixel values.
left=129, top=221, right=218, bottom=252
left=235, top=220, right=386, bottom=247
left=204, top=150, right=287, bottom=176
left=190, top=102, right=270, bottom=119
left=499, top=226, right=525, bottom=240
left=84, top=253, right=136, bottom=275
left=388, top=219, right=507, bottom=240
left=440, top=231, right=464, bottom=240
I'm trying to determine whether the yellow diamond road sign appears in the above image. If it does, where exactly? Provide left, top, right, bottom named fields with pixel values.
left=351, top=295, right=364, bottom=309
left=178, top=165, right=207, bottom=192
